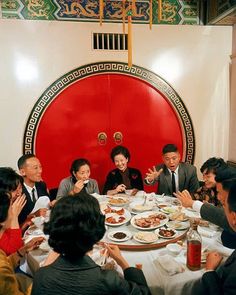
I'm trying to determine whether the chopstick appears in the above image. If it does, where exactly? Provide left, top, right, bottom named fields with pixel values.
left=100, top=249, right=108, bottom=266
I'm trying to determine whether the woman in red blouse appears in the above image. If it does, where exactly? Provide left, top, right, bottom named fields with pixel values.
left=0, top=167, right=25, bottom=255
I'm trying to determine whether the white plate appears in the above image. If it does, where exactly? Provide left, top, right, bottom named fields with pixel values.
left=133, top=231, right=158, bottom=244
left=169, top=212, right=189, bottom=222
left=107, top=230, right=132, bottom=242
left=108, top=196, right=129, bottom=207
left=105, top=209, right=131, bottom=227
left=155, top=227, right=177, bottom=239
left=129, top=200, right=153, bottom=213
left=167, top=220, right=190, bottom=231
left=130, top=211, right=169, bottom=230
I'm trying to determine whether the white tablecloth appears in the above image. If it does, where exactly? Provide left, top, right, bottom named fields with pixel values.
left=26, top=194, right=233, bottom=295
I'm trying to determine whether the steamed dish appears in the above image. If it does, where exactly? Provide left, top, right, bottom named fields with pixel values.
left=134, top=231, right=158, bottom=243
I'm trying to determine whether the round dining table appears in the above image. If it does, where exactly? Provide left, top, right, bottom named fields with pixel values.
left=25, top=193, right=233, bottom=295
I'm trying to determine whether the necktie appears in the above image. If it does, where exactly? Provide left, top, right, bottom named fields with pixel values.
left=31, top=188, right=37, bottom=203
left=171, top=171, right=176, bottom=194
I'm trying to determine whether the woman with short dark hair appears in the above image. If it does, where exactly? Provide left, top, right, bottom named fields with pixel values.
left=56, top=158, right=99, bottom=200
left=103, top=145, right=143, bottom=195
left=32, top=192, right=151, bottom=295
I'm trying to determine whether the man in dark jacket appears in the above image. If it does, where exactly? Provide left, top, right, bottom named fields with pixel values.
left=190, top=181, right=236, bottom=295
left=145, top=144, right=199, bottom=195
left=17, top=154, right=50, bottom=224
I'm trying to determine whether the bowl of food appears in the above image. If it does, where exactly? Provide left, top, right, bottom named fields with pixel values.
left=155, top=227, right=177, bottom=239
left=166, top=243, right=182, bottom=256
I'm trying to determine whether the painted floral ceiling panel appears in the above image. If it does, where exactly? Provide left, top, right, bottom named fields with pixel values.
left=1, top=0, right=200, bottom=24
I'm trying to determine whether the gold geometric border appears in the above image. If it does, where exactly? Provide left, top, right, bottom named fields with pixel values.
left=23, top=61, right=195, bottom=163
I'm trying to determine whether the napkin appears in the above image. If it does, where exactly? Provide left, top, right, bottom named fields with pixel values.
left=154, top=254, right=185, bottom=276
left=31, top=196, right=50, bottom=213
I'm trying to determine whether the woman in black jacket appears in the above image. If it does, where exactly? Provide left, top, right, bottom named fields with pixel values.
left=103, top=145, right=143, bottom=195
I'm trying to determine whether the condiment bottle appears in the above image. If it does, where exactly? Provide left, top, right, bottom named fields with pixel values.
left=186, top=221, right=202, bottom=270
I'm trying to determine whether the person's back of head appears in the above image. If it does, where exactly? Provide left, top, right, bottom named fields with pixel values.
left=200, top=157, right=227, bottom=174
left=44, top=191, right=105, bottom=259
left=162, top=144, right=178, bottom=155
left=0, top=167, right=23, bottom=192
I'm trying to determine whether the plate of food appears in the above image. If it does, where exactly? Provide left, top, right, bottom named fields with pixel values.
left=167, top=220, right=190, bottom=231
left=108, top=196, right=129, bottom=207
left=107, top=230, right=132, bottom=242
left=102, top=205, right=125, bottom=216
left=105, top=209, right=131, bottom=227
left=169, top=211, right=189, bottom=222
left=130, top=211, right=168, bottom=230
left=157, top=203, right=169, bottom=209
left=160, top=206, right=179, bottom=215
left=133, top=231, right=158, bottom=244
left=155, top=227, right=177, bottom=239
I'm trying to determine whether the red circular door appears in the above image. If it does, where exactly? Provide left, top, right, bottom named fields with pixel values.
left=35, top=73, right=183, bottom=193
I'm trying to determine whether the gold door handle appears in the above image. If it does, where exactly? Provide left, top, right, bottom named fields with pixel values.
left=97, top=132, right=107, bottom=145
left=113, top=131, right=123, bottom=145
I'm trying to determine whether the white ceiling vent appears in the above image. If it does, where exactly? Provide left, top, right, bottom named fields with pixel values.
left=93, top=33, right=128, bottom=50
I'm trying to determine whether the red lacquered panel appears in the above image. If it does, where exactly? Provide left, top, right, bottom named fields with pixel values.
left=35, top=74, right=183, bottom=192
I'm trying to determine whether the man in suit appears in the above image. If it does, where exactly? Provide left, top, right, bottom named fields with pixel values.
left=176, top=166, right=236, bottom=248
left=145, top=144, right=199, bottom=195
left=190, top=181, right=236, bottom=295
left=17, top=154, right=50, bottom=225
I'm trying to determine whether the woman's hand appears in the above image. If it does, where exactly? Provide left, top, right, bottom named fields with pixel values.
left=11, top=194, right=26, bottom=217
left=205, top=251, right=223, bottom=271
left=9, top=194, right=26, bottom=228
left=73, top=180, right=84, bottom=194
left=174, top=190, right=194, bottom=208
left=24, top=237, right=44, bottom=252
left=115, top=184, right=126, bottom=193
left=106, top=244, right=129, bottom=270
left=145, top=167, right=163, bottom=182
left=18, top=237, right=44, bottom=257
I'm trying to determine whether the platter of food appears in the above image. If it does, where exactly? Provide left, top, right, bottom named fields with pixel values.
left=155, top=227, right=177, bottom=239
left=108, top=196, right=130, bottom=207
left=105, top=208, right=131, bottom=227
left=130, top=211, right=168, bottom=230
left=102, top=205, right=125, bottom=216
left=107, top=230, right=132, bottom=242
left=133, top=231, right=158, bottom=244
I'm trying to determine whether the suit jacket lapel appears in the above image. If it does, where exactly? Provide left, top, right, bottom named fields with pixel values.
left=224, top=249, right=236, bottom=266
left=163, top=167, right=172, bottom=193
left=178, top=164, right=185, bottom=192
